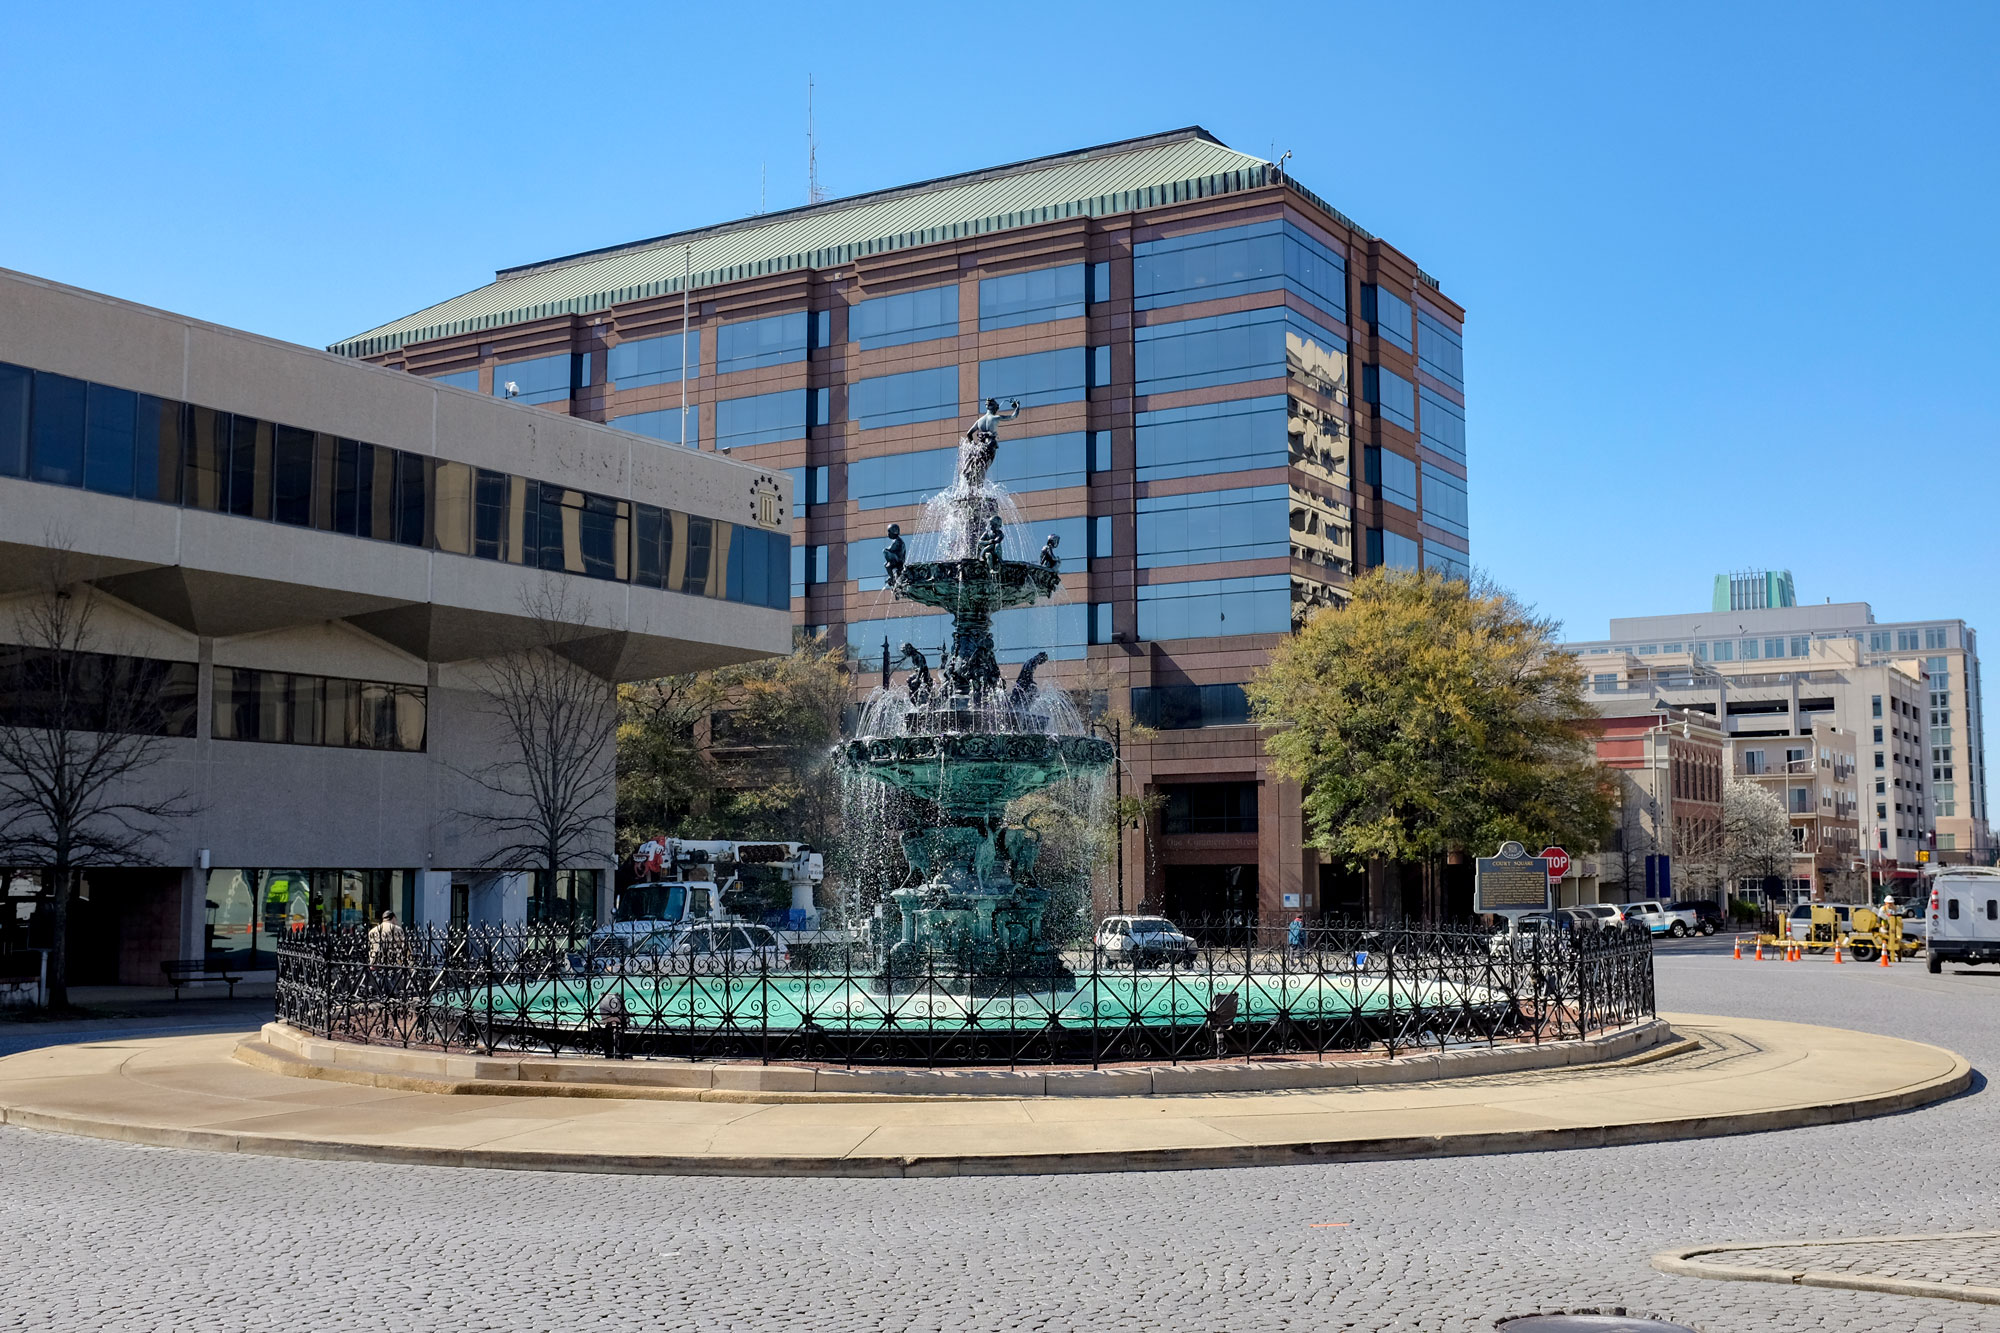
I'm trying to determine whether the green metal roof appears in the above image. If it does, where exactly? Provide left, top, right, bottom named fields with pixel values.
left=331, top=128, right=1419, bottom=359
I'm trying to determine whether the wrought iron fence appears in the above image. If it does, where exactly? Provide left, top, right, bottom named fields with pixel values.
left=273, top=919, right=1655, bottom=1068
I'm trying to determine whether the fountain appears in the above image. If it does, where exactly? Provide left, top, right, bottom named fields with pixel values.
left=839, top=397, right=1115, bottom=991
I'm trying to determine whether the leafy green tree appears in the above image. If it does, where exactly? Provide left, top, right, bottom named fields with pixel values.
left=1246, top=568, right=1613, bottom=918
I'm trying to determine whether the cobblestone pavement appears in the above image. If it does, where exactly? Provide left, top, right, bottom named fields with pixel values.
left=1699, top=1233, right=2000, bottom=1295
left=1, top=954, right=1996, bottom=1332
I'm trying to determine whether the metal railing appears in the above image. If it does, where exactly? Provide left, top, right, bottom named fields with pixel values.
left=273, top=921, right=1655, bottom=1069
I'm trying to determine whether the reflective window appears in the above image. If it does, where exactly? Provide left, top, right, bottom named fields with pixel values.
left=1089, top=262, right=1111, bottom=305
left=1135, top=220, right=1347, bottom=323
left=0, top=646, right=197, bottom=737
left=1366, top=528, right=1420, bottom=571
left=493, top=353, right=577, bottom=406
left=1366, top=447, right=1418, bottom=512
left=1417, top=309, right=1464, bottom=390
left=426, top=368, right=480, bottom=391
left=1134, top=395, right=1288, bottom=482
left=133, top=394, right=180, bottom=503
left=1091, top=602, right=1113, bottom=645
left=1135, top=306, right=1345, bottom=397
left=1161, top=782, right=1259, bottom=834
left=1364, top=365, right=1417, bottom=431
left=1418, top=385, right=1465, bottom=463
left=717, top=312, right=809, bottom=374
left=212, top=665, right=426, bottom=751
left=608, top=331, right=698, bottom=389
left=979, top=347, right=1086, bottom=408
left=850, top=432, right=1086, bottom=509
left=1420, top=463, right=1467, bottom=538
left=783, top=465, right=829, bottom=514
left=1137, top=484, right=1289, bottom=569
left=0, top=362, right=28, bottom=477
left=979, top=265, right=1085, bottom=331
left=1136, top=574, right=1292, bottom=640
left=29, top=370, right=85, bottom=487
left=271, top=424, right=314, bottom=526
left=1131, top=683, right=1251, bottom=730
left=83, top=383, right=137, bottom=496
left=715, top=389, right=807, bottom=450
left=850, top=365, right=960, bottom=430
left=227, top=414, right=271, bottom=519
left=611, top=407, right=698, bottom=447
left=851, top=284, right=957, bottom=349
left=1091, top=514, right=1112, bottom=559
left=1089, top=431, right=1111, bottom=473
left=1362, top=285, right=1413, bottom=352
left=1424, top=542, right=1470, bottom=583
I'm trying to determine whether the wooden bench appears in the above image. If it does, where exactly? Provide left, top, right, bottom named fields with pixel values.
left=161, top=958, right=245, bottom=999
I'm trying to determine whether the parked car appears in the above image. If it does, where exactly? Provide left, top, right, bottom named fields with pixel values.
left=586, top=924, right=788, bottom=974
left=1671, top=899, right=1725, bottom=930
left=1095, top=916, right=1198, bottom=967
left=1487, top=911, right=1571, bottom=957
left=1572, top=904, right=1628, bottom=931
left=1926, top=868, right=2000, bottom=972
left=1626, top=901, right=1712, bottom=938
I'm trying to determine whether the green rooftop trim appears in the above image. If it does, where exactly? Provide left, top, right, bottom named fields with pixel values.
left=330, top=129, right=1441, bottom=360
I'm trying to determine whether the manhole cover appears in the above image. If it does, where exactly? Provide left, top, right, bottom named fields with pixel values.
left=1499, top=1316, right=1699, bottom=1332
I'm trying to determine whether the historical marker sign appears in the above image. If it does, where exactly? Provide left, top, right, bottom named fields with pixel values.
left=1475, top=840, right=1554, bottom=916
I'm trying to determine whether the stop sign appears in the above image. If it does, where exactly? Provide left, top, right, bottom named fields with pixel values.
left=1540, top=846, right=1570, bottom=881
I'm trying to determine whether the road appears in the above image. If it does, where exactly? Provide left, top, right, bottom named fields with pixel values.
left=1, top=952, right=1996, bottom=1332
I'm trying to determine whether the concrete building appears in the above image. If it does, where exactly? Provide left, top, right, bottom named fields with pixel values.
left=1578, top=702, right=1725, bottom=906
left=1566, top=583, right=1989, bottom=882
left=0, top=268, right=790, bottom=981
left=334, top=128, right=1469, bottom=926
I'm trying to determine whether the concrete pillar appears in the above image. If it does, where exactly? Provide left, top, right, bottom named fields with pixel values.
left=415, top=871, right=452, bottom=928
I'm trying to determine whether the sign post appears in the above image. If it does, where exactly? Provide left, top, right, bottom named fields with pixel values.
left=1475, top=840, right=1554, bottom=930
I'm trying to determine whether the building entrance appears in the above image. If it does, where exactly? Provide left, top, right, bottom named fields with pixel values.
left=1162, top=864, right=1259, bottom=944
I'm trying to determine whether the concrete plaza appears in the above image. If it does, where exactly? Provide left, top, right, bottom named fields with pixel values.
left=1, top=942, right=1996, bottom=1331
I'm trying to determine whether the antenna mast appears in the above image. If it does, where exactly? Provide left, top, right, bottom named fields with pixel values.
left=807, top=75, right=825, bottom=204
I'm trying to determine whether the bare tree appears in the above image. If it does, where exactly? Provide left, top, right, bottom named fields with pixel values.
left=455, top=579, right=617, bottom=930
left=0, top=542, right=198, bottom=1007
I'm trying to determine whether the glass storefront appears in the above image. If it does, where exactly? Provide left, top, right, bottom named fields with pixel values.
left=204, top=868, right=416, bottom=966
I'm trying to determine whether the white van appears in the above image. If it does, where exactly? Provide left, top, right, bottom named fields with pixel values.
left=1925, top=868, right=2000, bottom=973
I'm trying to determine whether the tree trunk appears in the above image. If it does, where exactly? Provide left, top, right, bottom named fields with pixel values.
left=46, top=864, right=71, bottom=1010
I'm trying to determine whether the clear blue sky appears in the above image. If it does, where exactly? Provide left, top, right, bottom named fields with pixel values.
left=5, top=2, right=1995, bottom=741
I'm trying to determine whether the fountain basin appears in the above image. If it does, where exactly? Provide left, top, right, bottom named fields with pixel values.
left=892, top=558, right=1060, bottom=614
left=841, top=732, right=1114, bottom=810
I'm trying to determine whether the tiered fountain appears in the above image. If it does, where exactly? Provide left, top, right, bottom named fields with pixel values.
left=840, top=399, right=1115, bottom=990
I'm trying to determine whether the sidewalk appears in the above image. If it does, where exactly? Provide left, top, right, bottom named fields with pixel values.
left=1656, top=1232, right=2000, bottom=1307
left=0, top=1012, right=1970, bottom=1176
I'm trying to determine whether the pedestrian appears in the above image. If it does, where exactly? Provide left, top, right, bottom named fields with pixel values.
left=366, top=909, right=407, bottom=998
left=1287, top=914, right=1306, bottom=959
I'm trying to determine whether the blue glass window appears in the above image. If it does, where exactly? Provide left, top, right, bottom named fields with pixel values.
left=1421, top=464, right=1468, bottom=539
left=715, top=389, right=807, bottom=450
left=979, top=348, right=1086, bottom=408
left=83, top=383, right=137, bottom=496
left=1418, top=385, right=1465, bottom=463
left=723, top=526, right=792, bottom=609
left=1135, top=306, right=1345, bottom=397
left=1134, top=220, right=1346, bottom=323
left=850, top=603, right=1086, bottom=664
left=788, top=543, right=829, bottom=598
left=1134, top=395, right=1288, bottom=482
left=1131, top=683, right=1252, bottom=729
left=29, top=370, right=85, bottom=486
left=979, top=265, right=1084, bottom=331
left=783, top=465, right=829, bottom=514
left=1366, top=528, right=1420, bottom=571
left=1089, top=262, right=1111, bottom=305
left=1136, top=484, right=1289, bottom=569
left=1424, top=542, right=1470, bottom=583
left=427, top=369, right=480, bottom=391
left=611, top=408, right=697, bottom=447
left=850, top=366, right=959, bottom=430
left=1091, top=602, right=1114, bottom=645
left=1366, top=447, right=1417, bottom=512
left=0, top=362, right=28, bottom=478
left=1417, top=310, right=1464, bottom=390
left=493, top=353, right=577, bottom=406
left=717, top=312, right=809, bottom=374
left=1091, top=344, right=1111, bottom=390
left=1137, top=574, right=1292, bottom=641
left=1362, top=285, right=1413, bottom=352
left=850, top=432, right=1086, bottom=509
left=1363, top=364, right=1417, bottom=431
left=608, top=331, right=698, bottom=390
left=1089, top=430, right=1111, bottom=473
left=1090, top=514, right=1112, bottom=559
left=851, top=285, right=957, bottom=349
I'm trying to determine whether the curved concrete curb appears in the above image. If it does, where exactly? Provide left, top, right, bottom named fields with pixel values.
left=237, top=1018, right=1682, bottom=1101
left=1653, top=1232, right=2000, bottom=1307
left=0, top=1015, right=1973, bottom=1176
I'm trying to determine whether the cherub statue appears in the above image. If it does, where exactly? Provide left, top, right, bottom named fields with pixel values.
left=1007, top=651, right=1049, bottom=715
left=883, top=523, right=906, bottom=582
left=977, top=515, right=1005, bottom=569
left=957, top=397, right=1020, bottom=489
left=898, top=642, right=934, bottom=704
left=1038, top=533, right=1060, bottom=572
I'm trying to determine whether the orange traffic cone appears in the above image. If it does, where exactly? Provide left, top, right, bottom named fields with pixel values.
left=1754, top=941, right=1764, bottom=961
left=1834, top=942, right=1844, bottom=964
left=1733, top=937, right=1742, bottom=960
left=1879, top=946, right=1891, bottom=968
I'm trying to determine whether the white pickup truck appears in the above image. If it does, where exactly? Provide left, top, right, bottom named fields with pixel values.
left=1623, top=901, right=1709, bottom=938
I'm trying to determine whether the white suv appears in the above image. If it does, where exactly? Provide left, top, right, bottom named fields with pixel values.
left=1095, top=916, right=1198, bottom=968
left=1573, top=904, right=1628, bottom=930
